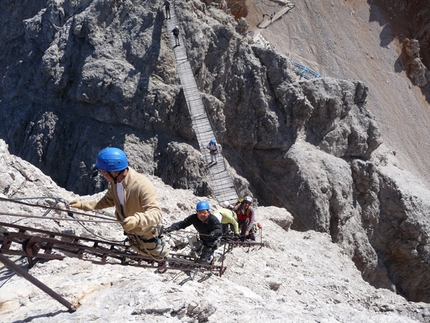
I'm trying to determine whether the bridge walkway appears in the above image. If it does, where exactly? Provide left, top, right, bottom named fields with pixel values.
left=165, top=4, right=238, bottom=204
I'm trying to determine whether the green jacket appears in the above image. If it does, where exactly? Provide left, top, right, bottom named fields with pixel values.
left=76, top=168, right=162, bottom=238
left=214, top=208, right=239, bottom=234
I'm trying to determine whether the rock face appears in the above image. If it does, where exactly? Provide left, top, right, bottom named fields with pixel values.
left=0, top=0, right=198, bottom=195
left=1, top=140, right=430, bottom=323
left=156, top=141, right=211, bottom=196
left=403, top=38, right=429, bottom=87
left=376, top=0, right=430, bottom=72
left=0, top=0, right=430, bottom=304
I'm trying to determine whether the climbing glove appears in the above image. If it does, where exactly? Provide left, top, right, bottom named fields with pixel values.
left=122, top=215, right=139, bottom=231
left=210, top=231, right=221, bottom=237
left=163, top=227, right=174, bottom=233
left=69, top=200, right=83, bottom=210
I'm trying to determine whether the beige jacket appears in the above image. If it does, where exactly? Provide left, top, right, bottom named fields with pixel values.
left=77, top=168, right=162, bottom=238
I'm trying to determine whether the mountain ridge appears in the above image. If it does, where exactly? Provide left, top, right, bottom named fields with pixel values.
left=1, top=0, right=430, bottom=319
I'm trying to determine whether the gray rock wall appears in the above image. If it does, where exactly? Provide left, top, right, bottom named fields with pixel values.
left=375, top=0, right=430, bottom=85
left=0, top=0, right=430, bottom=302
left=175, top=0, right=430, bottom=302
left=0, top=0, right=205, bottom=196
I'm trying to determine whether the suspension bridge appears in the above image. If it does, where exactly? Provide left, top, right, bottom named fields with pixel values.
left=165, top=5, right=239, bottom=205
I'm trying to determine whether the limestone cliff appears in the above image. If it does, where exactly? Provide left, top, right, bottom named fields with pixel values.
left=1, top=0, right=430, bottom=303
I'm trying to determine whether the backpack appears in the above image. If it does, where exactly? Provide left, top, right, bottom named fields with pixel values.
left=235, top=197, right=244, bottom=206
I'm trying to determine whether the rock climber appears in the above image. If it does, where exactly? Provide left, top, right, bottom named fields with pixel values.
left=172, top=25, right=180, bottom=46
left=232, top=195, right=256, bottom=241
left=213, top=201, right=240, bottom=237
left=69, top=147, right=169, bottom=264
left=162, top=0, right=171, bottom=19
left=164, top=200, right=222, bottom=263
left=206, top=139, right=218, bottom=164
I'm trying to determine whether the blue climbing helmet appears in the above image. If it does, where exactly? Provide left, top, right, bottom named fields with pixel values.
left=96, top=147, right=128, bottom=172
left=210, top=139, right=216, bottom=144
left=196, top=200, right=210, bottom=211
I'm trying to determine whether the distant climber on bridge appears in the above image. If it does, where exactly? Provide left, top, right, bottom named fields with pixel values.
left=172, top=25, right=180, bottom=46
left=164, top=201, right=222, bottom=263
left=68, top=147, right=169, bottom=262
left=162, top=0, right=171, bottom=19
left=206, top=139, right=219, bottom=164
left=213, top=201, right=240, bottom=237
left=232, top=196, right=256, bottom=241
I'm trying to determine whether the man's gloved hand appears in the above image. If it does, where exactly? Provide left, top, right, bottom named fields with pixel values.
left=122, top=215, right=139, bottom=231
left=69, top=200, right=83, bottom=210
left=210, top=231, right=221, bottom=237
left=163, top=227, right=174, bottom=233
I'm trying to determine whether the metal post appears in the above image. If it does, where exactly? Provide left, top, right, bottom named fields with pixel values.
left=220, top=242, right=227, bottom=277
left=0, top=253, right=76, bottom=312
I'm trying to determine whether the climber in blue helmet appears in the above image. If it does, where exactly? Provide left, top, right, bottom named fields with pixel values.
left=69, top=147, right=170, bottom=265
left=95, top=147, right=129, bottom=183
left=206, top=139, right=219, bottom=164
left=164, top=200, right=222, bottom=263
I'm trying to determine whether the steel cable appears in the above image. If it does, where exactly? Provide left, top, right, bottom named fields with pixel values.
left=0, top=196, right=121, bottom=223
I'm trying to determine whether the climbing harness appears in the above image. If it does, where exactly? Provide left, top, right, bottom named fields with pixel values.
left=127, top=232, right=167, bottom=257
